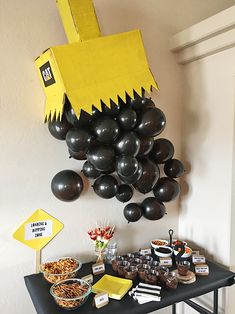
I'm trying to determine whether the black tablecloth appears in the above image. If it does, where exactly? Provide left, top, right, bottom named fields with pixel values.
left=24, top=260, right=235, bottom=314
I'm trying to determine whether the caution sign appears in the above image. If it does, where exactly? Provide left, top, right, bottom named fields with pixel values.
left=25, top=220, right=53, bottom=240
left=13, top=209, right=63, bottom=250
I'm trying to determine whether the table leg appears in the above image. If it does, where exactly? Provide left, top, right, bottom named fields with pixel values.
left=184, top=289, right=219, bottom=314
left=213, top=289, right=218, bottom=314
left=172, top=303, right=176, bottom=314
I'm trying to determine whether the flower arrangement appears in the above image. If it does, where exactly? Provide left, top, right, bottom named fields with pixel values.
left=88, top=225, right=115, bottom=262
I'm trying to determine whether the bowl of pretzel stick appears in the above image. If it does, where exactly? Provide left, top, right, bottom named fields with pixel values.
left=50, top=278, right=91, bottom=310
left=40, top=257, right=82, bottom=284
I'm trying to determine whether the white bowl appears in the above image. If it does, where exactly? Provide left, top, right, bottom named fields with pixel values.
left=173, top=246, right=192, bottom=258
left=172, top=239, right=188, bottom=246
left=151, top=239, right=168, bottom=249
left=154, top=246, right=173, bottom=258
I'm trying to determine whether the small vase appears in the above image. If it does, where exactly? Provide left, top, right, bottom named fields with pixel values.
left=94, top=247, right=106, bottom=263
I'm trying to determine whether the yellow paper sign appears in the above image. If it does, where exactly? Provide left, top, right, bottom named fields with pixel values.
left=13, top=209, right=64, bottom=251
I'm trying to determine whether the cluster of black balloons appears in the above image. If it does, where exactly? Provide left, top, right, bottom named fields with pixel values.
left=49, top=91, right=185, bottom=222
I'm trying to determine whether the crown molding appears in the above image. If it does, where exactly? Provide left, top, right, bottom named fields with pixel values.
left=170, top=5, right=235, bottom=64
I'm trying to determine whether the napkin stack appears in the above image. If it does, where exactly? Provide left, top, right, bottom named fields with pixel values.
left=129, top=282, right=161, bottom=304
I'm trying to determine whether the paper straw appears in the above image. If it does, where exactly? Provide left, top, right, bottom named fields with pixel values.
left=135, top=287, right=160, bottom=295
left=134, top=296, right=152, bottom=304
left=139, top=282, right=161, bottom=290
left=134, top=293, right=161, bottom=301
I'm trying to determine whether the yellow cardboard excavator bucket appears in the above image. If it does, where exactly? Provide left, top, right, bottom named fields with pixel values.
left=35, top=0, right=158, bottom=121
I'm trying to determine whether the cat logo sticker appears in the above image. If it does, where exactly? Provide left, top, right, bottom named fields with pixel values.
left=40, top=61, right=56, bottom=87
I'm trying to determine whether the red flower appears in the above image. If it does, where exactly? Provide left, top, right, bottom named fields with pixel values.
left=90, top=234, right=97, bottom=240
left=104, top=233, right=112, bottom=240
left=95, top=228, right=101, bottom=236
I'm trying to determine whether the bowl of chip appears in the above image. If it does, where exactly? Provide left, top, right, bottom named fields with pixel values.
left=50, top=278, right=91, bottom=310
left=151, top=239, right=168, bottom=249
left=173, top=246, right=192, bottom=258
left=40, top=257, right=82, bottom=284
left=172, top=239, right=188, bottom=246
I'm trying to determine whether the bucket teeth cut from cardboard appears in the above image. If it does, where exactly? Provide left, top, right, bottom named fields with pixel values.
left=35, top=30, right=158, bottom=122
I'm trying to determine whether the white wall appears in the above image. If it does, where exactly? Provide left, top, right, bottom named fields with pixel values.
left=179, top=48, right=235, bottom=265
left=1, top=1, right=234, bottom=313
left=180, top=48, right=235, bottom=314
left=171, top=6, right=235, bottom=313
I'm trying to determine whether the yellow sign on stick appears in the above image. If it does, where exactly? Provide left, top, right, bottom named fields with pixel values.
left=13, top=209, right=63, bottom=251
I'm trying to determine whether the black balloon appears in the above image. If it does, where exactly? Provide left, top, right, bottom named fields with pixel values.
left=151, top=138, right=174, bottom=164
left=48, top=115, right=72, bottom=140
left=118, top=163, right=143, bottom=185
left=116, top=156, right=139, bottom=177
left=117, top=107, right=137, bottom=130
left=64, top=104, right=80, bottom=127
left=93, top=175, right=118, bottom=199
left=143, top=98, right=155, bottom=109
left=92, top=106, right=102, bottom=119
left=164, top=159, right=185, bottom=178
left=68, top=149, right=87, bottom=160
left=101, top=166, right=115, bottom=175
left=137, top=136, right=154, bottom=158
left=93, top=116, right=120, bottom=144
left=136, top=107, right=166, bottom=137
left=116, top=185, right=133, bottom=203
left=141, top=197, right=166, bottom=220
left=127, top=90, right=146, bottom=111
left=78, top=110, right=93, bottom=125
left=51, top=170, right=83, bottom=201
left=64, top=102, right=92, bottom=127
left=82, top=161, right=101, bottom=179
left=102, top=99, right=120, bottom=117
left=153, top=177, right=180, bottom=202
left=66, top=128, right=93, bottom=152
left=114, top=131, right=140, bottom=156
left=87, top=145, right=115, bottom=172
left=133, top=158, right=160, bottom=194
left=123, top=203, right=142, bottom=222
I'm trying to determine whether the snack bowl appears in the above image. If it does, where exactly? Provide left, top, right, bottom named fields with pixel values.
left=157, top=266, right=169, bottom=285
left=151, top=239, right=168, bottom=249
left=177, top=260, right=191, bottom=276
left=40, top=257, right=82, bottom=284
left=124, top=265, right=138, bottom=280
left=173, top=246, right=192, bottom=258
left=172, top=239, right=188, bottom=246
left=144, top=269, right=158, bottom=285
left=164, top=271, right=178, bottom=290
left=117, top=260, right=130, bottom=277
left=111, top=256, right=124, bottom=272
left=154, top=246, right=173, bottom=258
left=50, top=278, right=91, bottom=310
left=138, top=264, right=150, bottom=281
